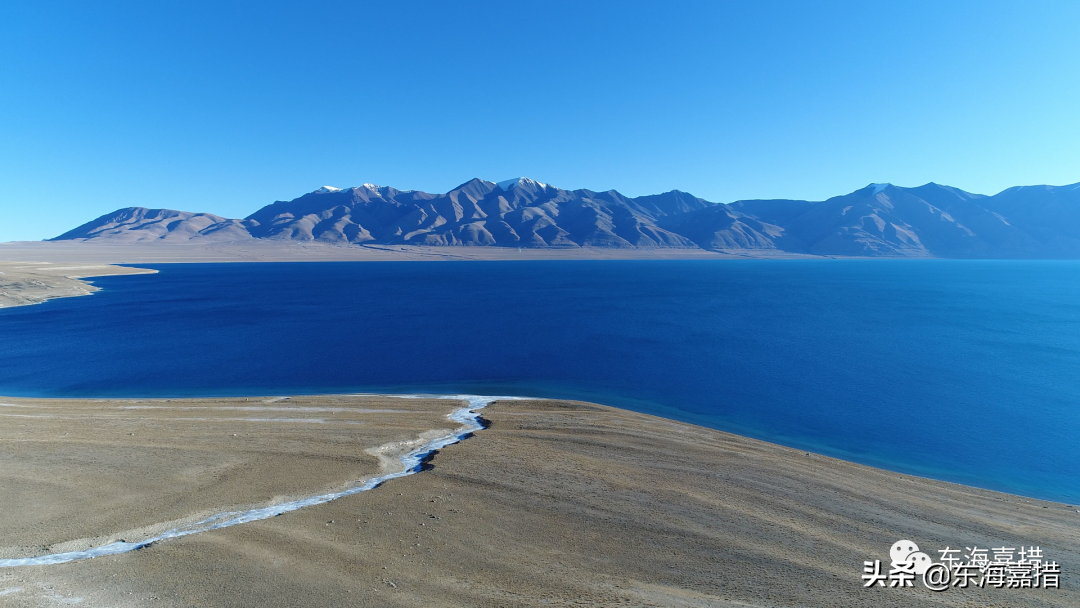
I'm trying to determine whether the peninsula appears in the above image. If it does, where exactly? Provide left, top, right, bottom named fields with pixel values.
left=0, top=262, right=156, bottom=309
left=0, top=395, right=1075, bottom=607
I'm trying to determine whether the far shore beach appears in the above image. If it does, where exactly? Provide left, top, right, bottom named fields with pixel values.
left=0, top=394, right=1075, bottom=607
left=0, top=243, right=843, bottom=310
left=0, top=240, right=829, bottom=265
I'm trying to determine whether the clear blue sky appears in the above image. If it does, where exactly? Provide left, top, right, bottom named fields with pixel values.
left=1, top=1, right=1078, bottom=241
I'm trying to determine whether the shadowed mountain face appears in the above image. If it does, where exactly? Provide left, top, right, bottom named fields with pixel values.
left=52, top=207, right=255, bottom=242
left=243, top=178, right=701, bottom=248
left=51, top=178, right=1080, bottom=257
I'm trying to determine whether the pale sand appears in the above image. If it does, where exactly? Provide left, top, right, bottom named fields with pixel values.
left=0, top=240, right=821, bottom=265
left=0, top=243, right=821, bottom=309
left=0, top=395, right=460, bottom=559
left=0, top=397, right=1076, bottom=607
left=0, top=262, right=156, bottom=309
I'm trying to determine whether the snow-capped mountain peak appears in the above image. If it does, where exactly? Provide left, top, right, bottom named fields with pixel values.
left=315, top=186, right=342, bottom=194
left=497, top=177, right=548, bottom=191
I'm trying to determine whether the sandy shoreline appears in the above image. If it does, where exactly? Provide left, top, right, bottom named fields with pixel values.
left=0, top=262, right=156, bottom=309
left=0, top=395, right=461, bottom=559
left=0, top=396, right=494, bottom=568
left=0, top=245, right=824, bottom=310
left=0, top=243, right=840, bottom=310
left=0, top=240, right=826, bottom=265
left=0, top=395, right=1075, bottom=607
left=0, top=242, right=825, bottom=308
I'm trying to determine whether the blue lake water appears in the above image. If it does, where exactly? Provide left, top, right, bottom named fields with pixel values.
left=1, top=260, right=1078, bottom=503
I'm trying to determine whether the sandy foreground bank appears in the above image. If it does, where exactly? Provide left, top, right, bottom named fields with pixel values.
left=0, top=262, right=156, bottom=309
left=0, top=240, right=820, bottom=265
left=0, top=396, right=1076, bottom=607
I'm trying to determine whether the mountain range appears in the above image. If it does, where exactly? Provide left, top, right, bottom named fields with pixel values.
left=51, top=177, right=1080, bottom=258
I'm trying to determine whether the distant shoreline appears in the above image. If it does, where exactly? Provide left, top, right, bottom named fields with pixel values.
left=0, top=240, right=836, bottom=264
left=0, top=243, right=821, bottom=309
left=0, top=244, right=822, bottom=309
left=0, top=244, right=1066, bottom=310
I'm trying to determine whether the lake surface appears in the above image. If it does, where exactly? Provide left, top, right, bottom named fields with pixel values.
left=1, top=260, right=1078, bottom=503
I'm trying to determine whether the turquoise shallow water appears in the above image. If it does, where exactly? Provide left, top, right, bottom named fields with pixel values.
left=1, top=259, right=1078, bottom=503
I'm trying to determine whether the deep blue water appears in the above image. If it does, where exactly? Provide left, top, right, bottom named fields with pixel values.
left=1, top=260, right=1078, bottom=503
